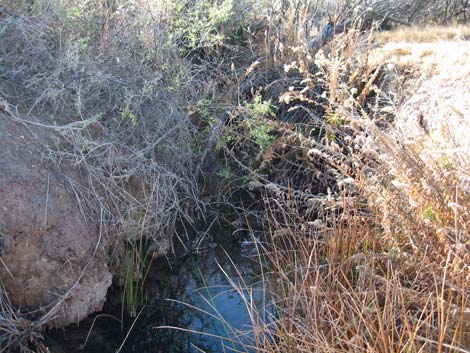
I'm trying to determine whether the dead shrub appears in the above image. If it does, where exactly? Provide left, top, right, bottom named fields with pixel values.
left=0, top=1, right=205, bottom=244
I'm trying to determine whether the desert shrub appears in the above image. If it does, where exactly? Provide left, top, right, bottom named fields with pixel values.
left=0, top=1, right=204, bottom=242
left=164, top=0, right=236, bottom=54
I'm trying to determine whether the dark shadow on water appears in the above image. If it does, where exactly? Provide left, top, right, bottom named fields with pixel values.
left=45, top=288, right=126, bottom=353
left=124, top=238, right=271, bottom=353
left=46, top=232, right=272, bottom=353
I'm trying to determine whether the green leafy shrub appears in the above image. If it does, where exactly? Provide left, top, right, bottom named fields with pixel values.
left=164, top=0, right=236, bottom=54
left=243, top=95, right=276, bottom=151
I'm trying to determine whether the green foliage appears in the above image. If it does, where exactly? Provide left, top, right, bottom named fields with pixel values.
left=327, top=131, right=336, bottom=142
left=422, top=205, right=437, bottom=223
left=166, top=0, right=235, bottom=53
left=123, top=238, right=153, bottom=317
left=215, top=132, right=234, bottom=152
left=325, top=112, right=343, bottom=127
left=217, top=165, right=233, bottom=178
left=243, top=95, right=276, bottom=151
left=121, top=110, right=138, bottom=126
left=192, top=99, right=212, bottom=119
left=250, top=123, right=275, bottom=151
left=244, top=95, right=276, bottom=118
left=440, top=155, right=453, bottom=170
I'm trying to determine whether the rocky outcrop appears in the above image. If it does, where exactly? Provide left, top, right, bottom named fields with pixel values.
left=0, top=113, right=112, bottom=327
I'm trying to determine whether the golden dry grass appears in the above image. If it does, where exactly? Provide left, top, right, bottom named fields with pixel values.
left=371, top=41, right=470, bottom=79
left=237, top=23, right=470, bottom=353
left=370, top=31, right=470, bottom=183
left=254, top=198, right=470, bottom=352
left=374, top=24, right=470, bottom=43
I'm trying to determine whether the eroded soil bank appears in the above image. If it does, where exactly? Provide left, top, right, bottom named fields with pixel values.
left=0, top=113, right=113, bottom=328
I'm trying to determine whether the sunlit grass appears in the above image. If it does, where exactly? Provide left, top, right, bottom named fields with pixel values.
left=374, top=24, right=470, bottom=43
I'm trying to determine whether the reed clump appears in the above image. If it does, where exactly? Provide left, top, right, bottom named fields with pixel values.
left=230, top=13, right=470, bottom=353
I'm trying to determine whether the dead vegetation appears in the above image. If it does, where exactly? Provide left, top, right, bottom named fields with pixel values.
left=374, top=24, right=470, bottom=43
left=1, top=1, right=206, bottom=349
left=0, top=0, right=469, bottom=352
left=1, top=5, right=203, bottom=240
left=211, top=4, right=470, bottom=352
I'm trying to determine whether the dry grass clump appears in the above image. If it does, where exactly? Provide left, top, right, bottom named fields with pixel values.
left=252, top=193, right=470, bottom=352
left=374, top=25, right=470, bottom=43
left=0, top=284, right=48, bottom=353
left=224, top=18, right=470, bottom=353
left=370, top=42, right=470, bottom=82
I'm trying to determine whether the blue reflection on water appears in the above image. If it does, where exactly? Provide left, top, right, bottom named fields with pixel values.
left=126, top=243, right=272, bottom=353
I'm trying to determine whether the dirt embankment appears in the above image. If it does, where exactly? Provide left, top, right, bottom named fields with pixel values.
left=0, top=112, right=112, bottom=327
left=371, top=39, right=470, bottom=183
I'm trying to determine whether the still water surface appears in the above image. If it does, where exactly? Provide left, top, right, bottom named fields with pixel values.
left=47, top=236, right=270, bottom=353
